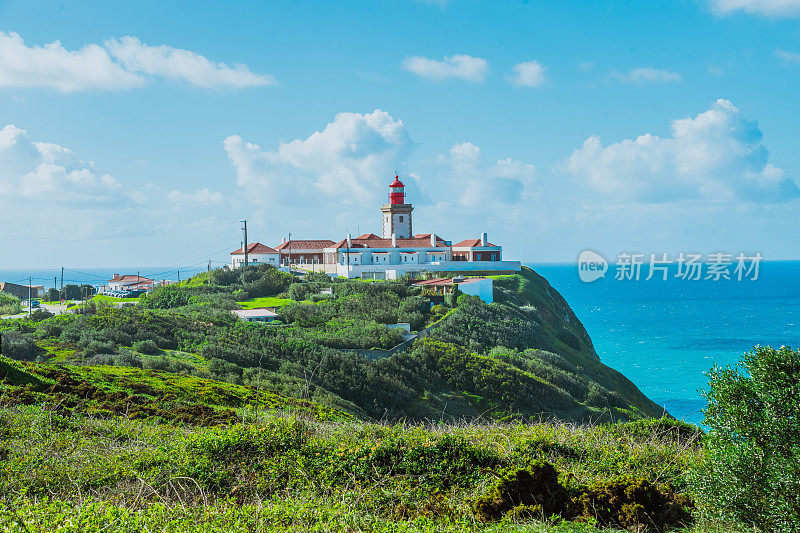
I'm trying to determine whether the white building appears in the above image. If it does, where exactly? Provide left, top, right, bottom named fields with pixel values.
left=413, top=277, right=494, bottom=303
left=230, top=242, right=281, bottom=269
left=232, top=308, right=279, bottom=322
left=227, top=174, right=521, bottom=279
left=108, top=274, right=154, bottom=292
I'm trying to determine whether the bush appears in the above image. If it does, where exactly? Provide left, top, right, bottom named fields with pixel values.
left=0, top=331, right=44, bottom=361
left=0, top=293, right=22, bottom=315
left=288, top=283, right=312, bottom=302
left=232, top=289, right=248, bottom=301
left=27, top=308, right=54, bottom=322
left=474, top=462, right=692, bottom=530
left=133, top=339, right=161, bottom=355
left=114, top=348, right=142, bottom=368
left=689, top=346, right=800, bottom=531
left=444, top=286, right=461, bottom=307
left=473, top=462, right=569, bottom=522
left=138, top=286, right=190, bottom=309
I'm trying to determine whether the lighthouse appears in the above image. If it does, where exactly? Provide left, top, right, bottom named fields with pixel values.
left=381, top=175, right=413, bottom=239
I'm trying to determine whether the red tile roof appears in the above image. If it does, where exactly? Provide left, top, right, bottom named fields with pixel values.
left=356, top=233, right=382, bottom=240
left=109, top=274, right=154, bottom=283
left=452, top=238, right=497, bottom=247
left=230, top=242, right=279, bottom=255
left=274, top=240, right=335, bottom=251
left=332, top=235, right=448, bottom=250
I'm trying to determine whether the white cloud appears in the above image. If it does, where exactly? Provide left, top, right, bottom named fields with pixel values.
left=610, top=67, right=682, bottom=84
left=439, top=142, right=537, bottom=207
left=776, top=49, right=800, bottom=63
left=224, top=110, right=413, bottom=206
left=0, top=124, right=130, bottom=204
left=402, top=54, right=488, bottom=82
left=0, top=31, right=272, bottom=92
left=563, top=99, right=799, bottom=203
left=507, top=60, right=547, bottom=87
left=105, top=36, right=275, bottom=89
left=0, top=31, right=143, bottom=92
left=710, top=0, right=800, bottom=17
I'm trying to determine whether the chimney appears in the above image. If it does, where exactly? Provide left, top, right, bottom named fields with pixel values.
left=282, top=237, right=286, bottom=244
left=391, top=233, right=397, bottom=247
left=430, top=233, right=436, bottom=246
left=347, top=233, right=352, bottom=248
left=481, top=232, right=487, bottom=246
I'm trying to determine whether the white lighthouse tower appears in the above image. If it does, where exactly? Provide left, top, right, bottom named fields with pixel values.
left=381, top=175, right=413, bottom=239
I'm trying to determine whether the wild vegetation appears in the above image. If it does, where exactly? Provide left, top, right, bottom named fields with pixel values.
left=0, top=292, right=22, bottom=315
left=0, top=265, right=661, bottom=422
left=0, top=264, right=796, bottom=531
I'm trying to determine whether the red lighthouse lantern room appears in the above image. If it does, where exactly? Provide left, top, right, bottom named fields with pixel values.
left=389, top=175, right=405, bottom=204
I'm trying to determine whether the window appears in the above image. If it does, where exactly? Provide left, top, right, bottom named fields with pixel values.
left=399, top=216, right=403, bottom=222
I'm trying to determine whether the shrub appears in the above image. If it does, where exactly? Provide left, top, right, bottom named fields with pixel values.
left=142, top=356, right=171, bottom=371
left=114, top=348, right=142, bottom=368
left=444, top=286, right=461, bottom=307
left=138, top=286, right=190, bottom=309
left=474, top=462, right=692, bottom=530
left=232, top=289, right=248, bottom=301
left=133, top=339, right=160, bottom=355
left=0, top=331, right=44, bottom=361
left=0, top=293, right=22, bottom=315
left=83, top=340, right=117, bottom=356
left=27, top=308, right=54, bottom=322
left=689, top=346, right=800, bottom=532
left=288, top=283, right=312, bottom=302
left=473, top=462, right=569, bottom=522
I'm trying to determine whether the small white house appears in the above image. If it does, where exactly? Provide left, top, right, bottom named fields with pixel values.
left=413, top=277, right=494, bottom=304
left=108, top=275, right=154, bottom=292
left=232, top=308, right=279, bottom=323
left=230, top=243, right=281, bottom=269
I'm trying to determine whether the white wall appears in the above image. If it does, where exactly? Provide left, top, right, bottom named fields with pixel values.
left=353, top=260, right=520, bottom=279
left=457, top=278, right=494, bottom=303
left=231, top=253, right=280, bottom=268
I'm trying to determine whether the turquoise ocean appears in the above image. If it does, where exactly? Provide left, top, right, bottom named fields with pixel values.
left=4, top=262, right=800, bottom=425
left=530, top=261, right=800, bottom=425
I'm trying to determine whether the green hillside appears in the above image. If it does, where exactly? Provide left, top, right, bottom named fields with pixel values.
left=0, top=265, right=662, bottom=424
left=2, top=263, right=779, bottom=531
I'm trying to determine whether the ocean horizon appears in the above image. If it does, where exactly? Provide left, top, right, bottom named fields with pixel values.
left=4, top=261, right=799, bottom=425
left=531, top=260, right=800, bottom=425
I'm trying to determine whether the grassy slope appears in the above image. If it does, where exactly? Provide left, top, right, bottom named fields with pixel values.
left=0, top=355, right=346, bottom=424
left=416, top=266, right=665, bottom=421
left=0, top=404, right=705, bottom=532
left=491, top=267, right=597, bottom=361
left=237, top=296, right=295, bottom=309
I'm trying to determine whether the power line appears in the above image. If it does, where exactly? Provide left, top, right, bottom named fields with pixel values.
left=0, top=220, right=240, bottom=246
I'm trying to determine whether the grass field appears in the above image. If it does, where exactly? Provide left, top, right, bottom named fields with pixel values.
left=91, top=294, right=141, bottom=304
left=237, top=296, right=295, bottom=309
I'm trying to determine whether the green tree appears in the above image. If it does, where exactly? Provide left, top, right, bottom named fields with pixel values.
left=690, top=346, right=800, bottom=532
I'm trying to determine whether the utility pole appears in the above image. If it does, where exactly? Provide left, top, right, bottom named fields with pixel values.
left=207, top=260, right=212, bottom=286
left=178, top=270, right=180, bottom=284
left=53, top=277, right=57, bottom=300
left=60, top=267, right=64, bottom=302
left=240, top=220, right=248, bottom=268
left=287, top=232, right=291, bottom=270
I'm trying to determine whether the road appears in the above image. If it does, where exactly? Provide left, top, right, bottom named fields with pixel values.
left=1, top=302, right=69, bottom=320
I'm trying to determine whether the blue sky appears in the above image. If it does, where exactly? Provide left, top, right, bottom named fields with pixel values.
left=1, top=0, right=799, bottom=269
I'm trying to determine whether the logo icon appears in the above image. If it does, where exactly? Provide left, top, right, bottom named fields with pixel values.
left=578, top=250, right=608, bottom=283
